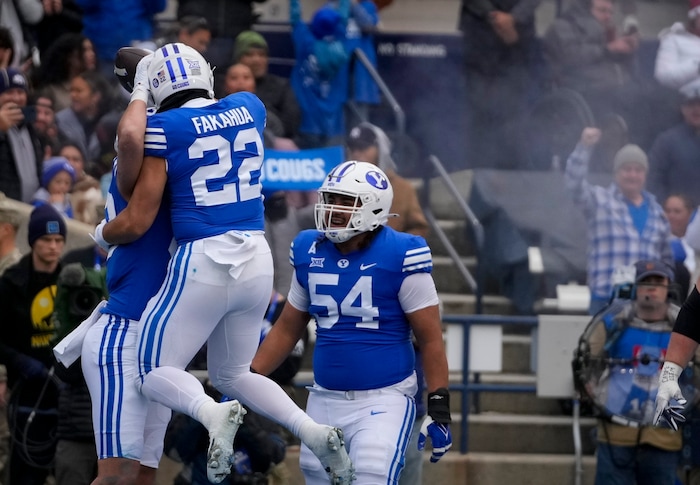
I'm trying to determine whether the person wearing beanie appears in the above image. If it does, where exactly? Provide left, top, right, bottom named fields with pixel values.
left=234, top=30, right=301, bottom=140
left=0, top=67, right=44, bottom=203
left=565, top=127, right=674, bottom=315
left=647, top=75, right=700, bottom=205
left=31, top=156, right=76, bottom=219
left=0, top=203, right=65, bottom=485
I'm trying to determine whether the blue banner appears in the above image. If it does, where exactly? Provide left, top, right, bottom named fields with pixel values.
left=260, top=146, right=344, bottom=193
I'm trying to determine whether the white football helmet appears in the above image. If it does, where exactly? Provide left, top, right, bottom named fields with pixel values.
left=148, top=43, right=214, bottom=109
left=315, top=161, right=393, bottom=243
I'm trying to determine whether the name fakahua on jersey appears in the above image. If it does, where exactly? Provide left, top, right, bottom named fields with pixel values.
left=191, top=106, right=254, bottom=135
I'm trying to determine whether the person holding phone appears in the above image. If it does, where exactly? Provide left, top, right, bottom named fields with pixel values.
left=0, top=67, right=43, bottom=204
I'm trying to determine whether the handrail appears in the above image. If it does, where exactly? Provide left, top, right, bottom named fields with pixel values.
left=350, top=47, right=406, bottom=162
left=424, top=155, right=485, bottom=314
left=443, top=314, right=539, bottom=454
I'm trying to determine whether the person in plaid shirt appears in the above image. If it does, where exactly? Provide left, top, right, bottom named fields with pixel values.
left=565, top=127, right=674, bottom=315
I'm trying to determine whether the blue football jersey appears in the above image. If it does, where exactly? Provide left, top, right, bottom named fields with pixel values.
left=143, top=92, right=266, bottom=243
left=602, top=319, right=671, bottom=422
left=103, top=159, right=173, bottom=321
left=291, top=226, right=433, bottom=390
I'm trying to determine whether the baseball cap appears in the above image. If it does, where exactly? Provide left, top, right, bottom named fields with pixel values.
left=0, top=68, right=28, bottom=94
left=634, top=260, right=674, bottom=283
left=347, top=125, right=378, bottom=152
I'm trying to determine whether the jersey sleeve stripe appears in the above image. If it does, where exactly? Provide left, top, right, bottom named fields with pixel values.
left=289, top=241, right=295, bottom=266
left=402, top=246, right=432, bottom=272
left=145, top=134, right=166, bottom=143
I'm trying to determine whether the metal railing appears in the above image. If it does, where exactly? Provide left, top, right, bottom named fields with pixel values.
left=423, top=155, right=485, bottom=314
left=443, top=314, right=538, bottom=454
left=347, top=47, right=406, bottom=163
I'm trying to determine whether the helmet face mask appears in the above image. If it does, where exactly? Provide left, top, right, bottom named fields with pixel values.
left=148, top=43, right=214, bottom=109
left=314, top=161, right=393, bottom=243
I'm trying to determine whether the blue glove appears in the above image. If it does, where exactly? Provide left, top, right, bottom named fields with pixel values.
left=13, top=354, right=48, bottom=380
left=417, top=416, right=452, bottom=463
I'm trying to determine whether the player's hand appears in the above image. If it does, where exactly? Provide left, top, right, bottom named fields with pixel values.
left=418, top=416, right=452, bottom=463
left=131, top=51, right=154, bottom=104
left=91, top=219, right=112, bottom=252
left=653, top=361, right=687, bottom=431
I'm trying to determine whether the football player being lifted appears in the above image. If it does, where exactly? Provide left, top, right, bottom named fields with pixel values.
left=93, top=43, right=355, bottom=484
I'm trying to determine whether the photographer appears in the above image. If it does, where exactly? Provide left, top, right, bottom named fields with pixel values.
left=51, top=253, right=107, bottom=485
left=0, top=67, right=43, bottom=203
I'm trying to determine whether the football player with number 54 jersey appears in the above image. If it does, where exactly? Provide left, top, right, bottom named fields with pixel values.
left=96, top=43, right=354, bottom=484
left=252, top=161, right=453, bottom=484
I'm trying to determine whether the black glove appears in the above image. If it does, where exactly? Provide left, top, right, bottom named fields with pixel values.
left=13, top=353, right=48, bottom=380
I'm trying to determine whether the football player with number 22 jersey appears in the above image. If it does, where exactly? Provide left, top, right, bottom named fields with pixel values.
left=96, top=43, right=354, bottom=484
left=252, top=161, right=453, bottom=484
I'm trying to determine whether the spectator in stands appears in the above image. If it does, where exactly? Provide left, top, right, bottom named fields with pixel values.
left=289, top=0, right=351, bottom=148
left=0, top=27, right=14, bottom=69
left=32, top=156, right=76, bottom=219
left=0, top=201, right=21, bottom=275
left=588, top=260, right=683, bottom=485
left=55, top=70, right=117, bottom=174
left=33, top=0, right=84, bottom=57
left=648, top=79, right=700, bottom=206
left=176, top=16, right=211, bottom=54
left=459, top=0, right=543, bottom=169
left=543, top=0, right=669, bottom=150
left=233, top=31, right=301, bottom=140
left=0, top=204, right=66, bottom=485
left=663, top=193, right=694, bottom=297
left=654, top=0, right=700, bottom=91
left=0, top=200, right=18, bottom=485
left=346, top=122, right=429, bottom=238
left=0, top=0, right=43, bottom=71
left=34, top=33, right=97, bottom=112
left=0, top=67, right=43, bottom=203
left=59, top=142, right=102, bottom=225
left=75, top=0, right=166, bottom=78
left=564, top=127, right=674, bottom=314
left=32, top=91, right=60, bottom=159
left=344, top=0, right=381, bottom=122
left=224, top=62, right=290, bottom=148
left=544, top=0, right=638, bottom=95
left=178, top=0, right=268, bottom=95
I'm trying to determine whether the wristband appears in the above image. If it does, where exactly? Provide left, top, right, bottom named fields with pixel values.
left=427, top=387, right=452, bottom=424
left=130, top=85, right=149, bottom=104
left=659, top=361, right=684, bottom=384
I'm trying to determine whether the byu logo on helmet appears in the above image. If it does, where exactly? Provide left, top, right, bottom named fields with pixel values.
left=366, top=170, right=388, bottom=190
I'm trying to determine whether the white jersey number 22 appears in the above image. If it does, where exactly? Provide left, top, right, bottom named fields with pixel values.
left=189, top=128, right=263, bottom=206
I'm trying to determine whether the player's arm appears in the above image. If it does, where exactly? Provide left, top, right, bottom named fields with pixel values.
left=116, top=100, right=147, bottom=199
left=408, top=305, right=449, bottom=392
left=252, top=302, right=309, bottom=375
left=116, top=51, right=153, bottom=199
left=102, top=156, right=166, bottom=244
